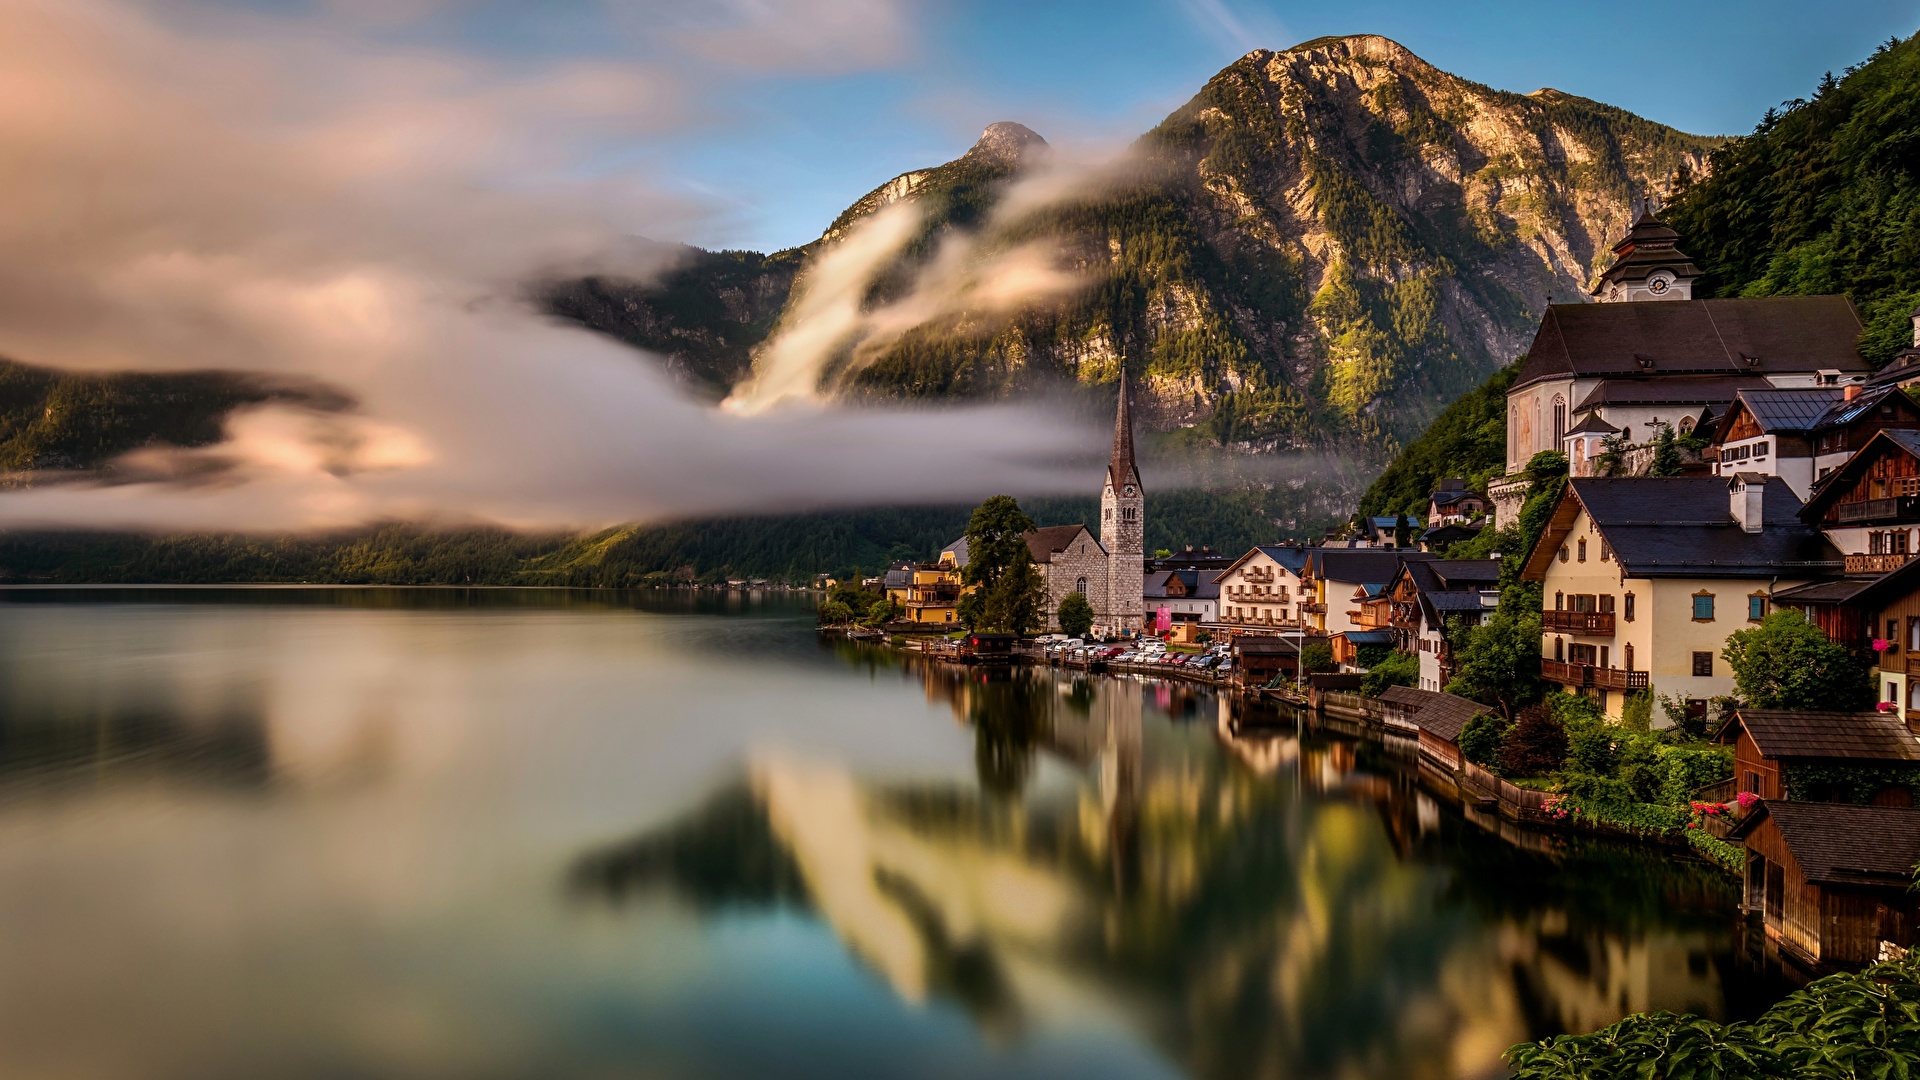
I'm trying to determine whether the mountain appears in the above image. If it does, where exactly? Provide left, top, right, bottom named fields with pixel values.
left=1359, top=31, right=1920, bottom=521
left=692, top=36, right=1714, bottom=457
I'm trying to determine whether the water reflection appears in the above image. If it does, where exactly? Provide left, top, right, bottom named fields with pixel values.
left=577, top=660, right=1755, bottom=1079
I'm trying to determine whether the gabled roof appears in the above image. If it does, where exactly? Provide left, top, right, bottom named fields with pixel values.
left=1813, top=384, right=1917, bottom=431
left=1210, top=543, right=1311, bottom=583
left=1393, top=558, right=1501, bottom=629
left=1377, top=685, right=1491, bottom=743
left=1728, top=801, right=1920, bottom=887
left=1565, top=414, right=1620, bottom=437
left=1336, top=629, right=1396, bottom=646
left=1512, top=296, right=1868, bottom=393
left=1715, top=709, right=1920, bottom=762
left=1025, top=524, right=1101, bottom=564
left=1724, top=387, right=1847, bottom=435
left=1233, top=636, right=1299, bottom=656
left=1306, top=548, right=1434, bottom=585
left=1799, top=429, right=1920, bottom=523
left=1522, top=476, right=1841, bottom=580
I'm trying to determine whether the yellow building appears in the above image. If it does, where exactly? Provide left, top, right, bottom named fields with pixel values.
left=881, top=548, right=969, bottom=626
left=1522, top=475, right=1840, bottom=722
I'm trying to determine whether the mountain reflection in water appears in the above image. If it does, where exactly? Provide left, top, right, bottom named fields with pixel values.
left=577, top=656, right=1753, bottom=1080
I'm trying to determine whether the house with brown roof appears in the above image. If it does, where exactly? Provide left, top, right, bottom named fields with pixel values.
left=1730, top=801, right=1920, bottom=969
left=1796, top=428, right=1920, bottom=570
left=1522, top=475, right=1841, bottom=721
left=1377, top=685, right=1492, bottom=772
left=1713, top=709, right=1920, bottom=803
left=1710, top=385, right=1920, bottom=499
left=1380, top=558, right=1502, bottom=692
left=1771, top=551, right=1920, bottom=717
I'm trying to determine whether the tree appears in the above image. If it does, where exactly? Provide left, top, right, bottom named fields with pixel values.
left=1649, top=423, right=1682, bottom=476
left=865, top=597, right=898, bottom=625
left=1444, top=584, right=1544, bottom=718
left=1057, top=591, right=1093, bottom=638
left=817, top=600, right=852, bottom=625
left=1500, top=703, right=1568, bottom=777
left=1300, top=641, right=1335, bottom=675
left=1393, top=514, right=1412, bottom=548
left=1360, top=650, right=1418, bottom=696
left=960, top=496, right=1047, bottom=635
left=1458, top=711, right=1511, bottom=769
left=1722, top=610, right=1875, bottom=710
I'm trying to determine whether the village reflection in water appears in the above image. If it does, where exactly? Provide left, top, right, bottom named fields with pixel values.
left=577, top=652, right=1772, bottom=1080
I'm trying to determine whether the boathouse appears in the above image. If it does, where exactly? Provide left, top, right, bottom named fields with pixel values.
left=1378, top=685, right=1491, bottom=772
left=1230, top=635, right=1300, bottom=689
left=1713, top=708, right=1920, bottom=803
left=1729, top=801, right=1920, bottom=968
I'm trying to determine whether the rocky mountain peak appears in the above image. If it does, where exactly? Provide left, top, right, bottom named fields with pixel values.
left=963, top=122, right=1048, bottom=167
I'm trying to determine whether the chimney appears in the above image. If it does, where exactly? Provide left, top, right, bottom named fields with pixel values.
left=1845, top=383, right=1863, bottom=401
left=1730, top=474, right=1766, bottom=534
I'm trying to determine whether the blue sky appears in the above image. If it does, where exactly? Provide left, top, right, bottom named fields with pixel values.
left=153, top=0, right=1920, bottom=253
left=627, top=0, right=1920, bottom=253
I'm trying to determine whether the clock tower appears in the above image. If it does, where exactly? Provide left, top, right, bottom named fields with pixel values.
left=1100, top=372, right=1145, bottom=633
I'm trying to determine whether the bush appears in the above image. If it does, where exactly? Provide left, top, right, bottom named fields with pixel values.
left=1567, top=724, right=1619, bottom=777
left=1458, top=711, right=1511, bottom=769
left=1621, top=690, right=1653, bottom=732
left=1360, top=650, right=1418, bottom=696
left=1500, top=703, right=1568, bottom=777
left=1300, top=641, right=1335, bottom=675
left=1722, top=610, right=1875, bottom=711
left=818, top=600, right=852, bottom=624
left=1659, top=745, right=1734, bottom=805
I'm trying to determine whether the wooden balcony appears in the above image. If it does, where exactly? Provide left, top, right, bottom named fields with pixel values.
left=1542, top=658, right=1649, bottom=691
left=1906, top=654, right=1920, bottom=677
left=1300, top=602, right=1327, bottom=615
left=1846, top=552, right=1917, bottom=575
left=1837, top=494, right=1920, bottom=524
left=1542, top=610, right=1615, bottom=635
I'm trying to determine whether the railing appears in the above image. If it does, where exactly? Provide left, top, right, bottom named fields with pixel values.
left=1906, top=654, right=1920, bottom=677
left=1301, top=602, right=1327, bottom=614
left=1847, top=552, right=1917, bottom=574
left=1837, top=495, right=1920, bottom=524
left=1541, top=658, right=1649, bottom=690
left=1542, top=610, right=1615, bottom=635
left=1693, top=777, right=1738, bottom=804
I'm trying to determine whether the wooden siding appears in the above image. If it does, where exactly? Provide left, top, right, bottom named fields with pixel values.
left=1732, top=727, right=1785, bottom=800
left=1825, top=442, right=1920, bottom=523
left=1744, top=815, right=1920, bottom=967
left=1743, top=816, right=1828, bottom=964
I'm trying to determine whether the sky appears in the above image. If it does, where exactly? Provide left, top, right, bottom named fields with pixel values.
left=321, top=0, right=1920, bottom=254
left=0, top=0, right=1913, bottom=533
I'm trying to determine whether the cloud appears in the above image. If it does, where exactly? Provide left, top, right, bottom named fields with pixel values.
left=0, top=0, right=1129, bottom=533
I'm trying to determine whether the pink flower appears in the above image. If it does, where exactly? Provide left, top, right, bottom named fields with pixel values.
left=1875, top=638, right=1894, bottom=652
left=1880, top=701, right=1898, bottom=713
left=1688, top=821, right=1700, bottom=829
left=1736, top=791, right=1759, bottom=809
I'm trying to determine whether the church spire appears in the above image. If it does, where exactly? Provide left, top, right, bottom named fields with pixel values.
left=1108, top=370, right=1140, bottom=492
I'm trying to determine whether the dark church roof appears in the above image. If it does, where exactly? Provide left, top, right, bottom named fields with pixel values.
left=1513, top=296, right=1868, bottom=393
left=1572, top=376, right=1767, bottom=411
left=1108, top=370, right=1141, bottom=493
left=1591, top=212, right=1704, bottom=294
left=1024, top=524, right=1101, bottom=564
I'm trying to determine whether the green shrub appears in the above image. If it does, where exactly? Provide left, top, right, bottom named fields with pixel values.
left=1360, top=650, right=1418, bottom=695
left=1458, top=711, right=1511, bottom=769
left=1621, top=690, right=1653, bottom=731
left=1659, top=745, right=1734, bottom=805
left=1300, top=641, right=1335, bottom=675
left=1567, top=725, right=1619, bottom=777
left=1056, top=591, right=1094, bottom=638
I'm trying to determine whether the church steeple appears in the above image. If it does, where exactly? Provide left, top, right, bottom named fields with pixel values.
left=1108, top=370, right=1142, bottom=493
left=1592, top=210, right=1702, bottom=302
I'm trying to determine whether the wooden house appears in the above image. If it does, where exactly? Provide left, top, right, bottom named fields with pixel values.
left=1713, top=708, right=1920, bottom=803
left=1729, top=801, right=1920, bottom=969
left=1774, top=554, right=1920, bottom=716
left=1797, top=428, right=1920, bottom=564
left=1231, top=635, right=1301, bottom=689
left=1377, top=685, right=1491, bottom=772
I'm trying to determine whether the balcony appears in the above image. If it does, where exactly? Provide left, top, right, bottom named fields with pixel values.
left=1836, top=495, right=1920, bottom=524
left=1542, top=610, right=1615, bottom=635
left=1847, top=552, right=1917, bottom=575
left=1301, top=602, right=1327, bottom=615
left=1906, top=654, right=1920, bottom=677
left=1542, top=658, right=1649, bottom=691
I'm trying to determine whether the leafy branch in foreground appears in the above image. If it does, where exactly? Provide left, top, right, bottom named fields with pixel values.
left=1506, top=949, right=1920, bottom=1078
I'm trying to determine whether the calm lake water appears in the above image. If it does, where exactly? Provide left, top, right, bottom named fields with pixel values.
left=0, top=588, right=1793, bottom=1079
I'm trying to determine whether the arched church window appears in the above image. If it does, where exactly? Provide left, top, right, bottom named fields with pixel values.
left=1076, top=577, right=1087, bottom=594
left=1552, top=396, right=1566, bottom=446
left=1678, top=416, right=1695, bottom=434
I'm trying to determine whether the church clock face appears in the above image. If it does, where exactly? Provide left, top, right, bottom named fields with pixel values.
left=1646, top=271, right=1674, bottom=295
left=1124, top=485, right=1136, bottom=497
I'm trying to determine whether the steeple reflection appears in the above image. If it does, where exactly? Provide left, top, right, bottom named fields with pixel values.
left=573, top=664, right=1756, bottom=1079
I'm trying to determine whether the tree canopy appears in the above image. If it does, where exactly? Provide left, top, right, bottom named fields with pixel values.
left=1721, top=610, right=1875, bottom=711
left=957, top=496, right=1047, bottom=634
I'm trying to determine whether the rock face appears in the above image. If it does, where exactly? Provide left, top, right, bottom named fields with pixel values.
left=754, top=35, right=1717, bottom=452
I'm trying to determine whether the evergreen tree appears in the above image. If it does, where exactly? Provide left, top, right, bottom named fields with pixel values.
left=1649, top=423, right=1682, bottom=476
left=1445, top=584, right=1545, bottom=718
left=1056, top=591, right=1094, bottom=638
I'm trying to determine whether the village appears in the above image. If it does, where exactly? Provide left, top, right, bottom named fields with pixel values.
left=820, top=214, right=1920, bottom=977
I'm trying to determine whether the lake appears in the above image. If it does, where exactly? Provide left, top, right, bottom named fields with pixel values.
left=0, top=588, right=1794, bottom=1079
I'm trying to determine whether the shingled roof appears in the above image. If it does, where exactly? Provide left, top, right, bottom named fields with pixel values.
left=1512, top=296, right=1868, bottom=393
left=1306, top=548, right=1434, bottom=584
left=1716, top=709, right=1920, bottom=762
left=1523, top=476, right=1842, bottom=580
left=1724, top=387, right=1848, bottom=435
left=1729, top=801, right=1920, bottom=887
left=1377, top=685, right=1491, bottom=743
left=1024, top=524, right=1100, bottom=565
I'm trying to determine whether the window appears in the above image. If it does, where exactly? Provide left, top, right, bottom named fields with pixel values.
left=1570, top=643, right=1597, bottom=665
left=1577, top=538, right=1587, bottom=562
left=1558, top=546, right=1569, bottom=563
left=1554, top=638, right=1565, bottom=662
left=1743, top=771, right=1761, bottom=795
left=1692, top=592, right=1715, bottom=621
left=1600, top=539, right=1611, bottom=562
left=1748, top=595, right=1767, bottom=622
left=1553, top=396, right=1566, bottom=446
left=1624, top=643, right=1635, bottom=671
left=1909, top=617, right=1920, bottom=652
left=1599, top=594, right=1615, bottom=613
left=1692, top=652, right=1713, bottom=677
left=1624, top=592, right=1635, bottom=622
left=1554, top=591, right=1564, bottom=610
left=1075, top=577, right=1087, bottom=594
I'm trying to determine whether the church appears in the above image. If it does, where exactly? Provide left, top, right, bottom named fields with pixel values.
left=943, top=376, right=1146, bottom=634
